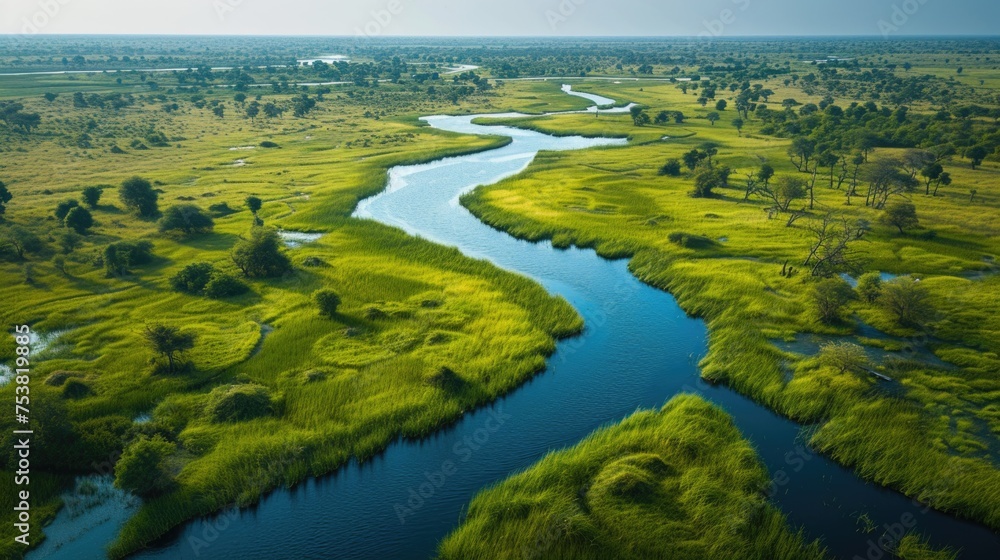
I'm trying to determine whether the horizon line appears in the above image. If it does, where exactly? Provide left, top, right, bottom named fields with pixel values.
left=4, top=33, right=1000, bottom=39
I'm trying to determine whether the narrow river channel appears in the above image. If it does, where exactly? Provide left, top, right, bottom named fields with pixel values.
left=45, top=87, right=1000, bottom=560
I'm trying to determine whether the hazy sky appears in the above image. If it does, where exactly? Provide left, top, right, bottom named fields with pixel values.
left=2, top=0, right=998, bottom=37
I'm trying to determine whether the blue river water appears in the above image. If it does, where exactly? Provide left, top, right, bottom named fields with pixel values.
left=43, top=88, right=1000, bottom=560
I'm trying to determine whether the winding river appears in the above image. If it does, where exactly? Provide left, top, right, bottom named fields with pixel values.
left=48, top=87, right=1000, bottom=560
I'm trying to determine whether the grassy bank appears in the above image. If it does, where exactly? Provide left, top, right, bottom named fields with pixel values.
left=438, top=395, right=830, bottom=560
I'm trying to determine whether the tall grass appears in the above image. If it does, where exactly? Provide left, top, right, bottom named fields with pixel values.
left=438, top=395, right=829, bottom=560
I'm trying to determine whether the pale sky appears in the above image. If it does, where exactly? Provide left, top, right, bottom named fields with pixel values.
left=2, top=0, right=997, bottom=37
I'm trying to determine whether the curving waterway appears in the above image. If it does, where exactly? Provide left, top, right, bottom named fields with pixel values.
left=45, top=87, right=1000, bottom=560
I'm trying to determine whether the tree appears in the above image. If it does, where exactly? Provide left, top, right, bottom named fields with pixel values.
left=715, top=99, right=728, bottom=111
left=863, top=159, right=917, bottom=209
left=673, top=111, right=685, bottom=124
left=811, top=278, right=855, bottom=324
left=658, top=160, right=682, bottom=177
left=212, top=105, right=225, bottom=119
left=706, top=112, right=720, bottom=126
left=819, top=342, right=870, bottom=375
left=788, top=137, right=816, bottom=172
left=933, top=172, right=951, bottom=197
left=880, top=277, right=932, bottom=327
left=170, top=262, right=216, bottom=294
left=758, top=164, right=775, bottom=188
left=231, top=227, right=292, bottom=278
left=683, top=149, right=704, bottom=171
left=879, top=202, right=919, bottom=234
left=732, top=117, right=744, bottom=136
left=64, top=207, right=93, bottom=235
left=54, top=199, right=80, bottom=223
left=965, top=145, right=989, bottom=169
left=82, top=186, right=104, bottom=208
left=119, top=176, right=159, bottom=218
left=114, top=435, right=176, bottom=498
left=245, top=101, right=260, bottom=122
left=699, top=142, right=719, bottom=166
left=691, top=168, right=723, bottom=198
left=144, top=324, right=196, bottom=373
left=770, top=175, right=808, bottom=212
left=920, top=163, right=943, bottom=196
left=315, top=290, right=342, bottom=318
left=0, top=181, right=11, bottom=217
left=245, top=195, right=263, bottom=216
left=0, top=226, right=43, bottom=260
left=804, top=214, right=870, bottom=277
left=104, top=240, right=154, bottom=277
left=630, top=106, right=650, bottom=126
left=158, top=204, right=214, bottom=235
left=654, top=110, right=671, bottom=125
left=856, top=272, right=883, bottom=304
left=43, top=92, right=58, bottom=102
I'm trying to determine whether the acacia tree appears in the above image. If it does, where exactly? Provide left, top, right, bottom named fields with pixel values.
left=880, top=202, right=919, bottom=234
left=920, top=163, right=943, bottom=196
left=965, top=145, right=989, bottom=169
left=144, top=324, right=196, bottom=373
left=732, top=117, right=744, bottom=136
left=788, top=137, right=816, bottom=172
left=864, top=159, right=918, bottom=209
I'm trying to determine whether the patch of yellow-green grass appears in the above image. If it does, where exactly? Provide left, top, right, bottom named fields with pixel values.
left=459, top=80, right=1000, bottom=531
left=0, top=80, right=587, bottom=558
left=438, top=394, right=829, bottom=560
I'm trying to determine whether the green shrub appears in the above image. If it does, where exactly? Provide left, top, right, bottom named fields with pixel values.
left=54, top=199, right=80, bottom=222
left=856, top=272, right=883, bottom=304
left=159, top=204, right=215, bottom=235
left=82, top=185, right=105, bottom=208
left=231, top=227, right=291, bottom=278
left=170, top=262, right=216, bottom=294
left=658, top=159, right=682, bottom=176
left=811, top=278, right=855, bottom=324
left=206, top=384, right=273, bottom=423
left=64, top=206, right=94, bottom=234
left=119, top=176, right=159, bottom=217
left=114, top=435, right=176, bottom=498
left=204, top=273, right=250, bottom=298
left=62, top=379, right=94, bottom=399
left=315, top=289, right=342, bottom=318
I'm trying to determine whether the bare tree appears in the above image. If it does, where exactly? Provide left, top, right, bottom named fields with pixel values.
left=803, top=214, right=871, bottom=277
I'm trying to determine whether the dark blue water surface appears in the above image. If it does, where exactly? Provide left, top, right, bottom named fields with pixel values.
left=50, top=91, right=1000, bottom=560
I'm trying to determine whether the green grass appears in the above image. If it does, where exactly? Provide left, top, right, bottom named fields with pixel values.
left=0, top=79, right=588, bottom=558
left=438, top=395, right=829, bottom=560
left=459, top=79, right=1000, bottom=534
